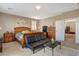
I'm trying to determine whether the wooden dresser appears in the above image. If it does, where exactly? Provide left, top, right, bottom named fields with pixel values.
left=3, top=31, right=14, bottom=43
left=48, top=26, right=55, bottom=40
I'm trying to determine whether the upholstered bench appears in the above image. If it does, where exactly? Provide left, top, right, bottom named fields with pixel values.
left=25, top=33, right=50, bottom=54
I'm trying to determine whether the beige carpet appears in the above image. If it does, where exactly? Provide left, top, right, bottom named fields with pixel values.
left=0, top=41, right=79, bottom=56
left=65, top=33, right=75, bottom=43
left=63, top=33, right=79, bottom=50
left=0, top=41, right=52, bottom=56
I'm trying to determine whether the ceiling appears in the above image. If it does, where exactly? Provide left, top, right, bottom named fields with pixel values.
left=0, top=3, right=79, bottom=20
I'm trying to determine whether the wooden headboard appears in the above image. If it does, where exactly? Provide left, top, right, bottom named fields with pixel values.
left=14, top=27, right=31, bottom=34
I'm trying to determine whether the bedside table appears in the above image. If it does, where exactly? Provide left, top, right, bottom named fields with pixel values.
left=3, top=31, right=14, bottom=43
left=0, top=38, right=2, bottom=52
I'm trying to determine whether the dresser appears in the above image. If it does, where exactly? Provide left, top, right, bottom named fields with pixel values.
left=48, top=26, right=55, bottom=40
left=3, top=31, right=14, bottom=43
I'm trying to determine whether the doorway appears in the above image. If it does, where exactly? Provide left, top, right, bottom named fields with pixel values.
left=65, top=20, right=76, bottom=44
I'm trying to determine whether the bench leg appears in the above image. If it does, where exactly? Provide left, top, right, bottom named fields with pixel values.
left=44, top=46, right=45, bottom=53
left=59, top=45, right=61, bottom=49
left=59, top=42, right=62, bottom=49
left=33, top=48, right=35, bottom=54
left=52, top=48, right=54, bottom=56
left=33, top=50, right=34, bottom=54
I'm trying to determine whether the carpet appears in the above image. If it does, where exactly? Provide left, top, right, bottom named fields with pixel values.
left=0, top=41, right=79, bottom=56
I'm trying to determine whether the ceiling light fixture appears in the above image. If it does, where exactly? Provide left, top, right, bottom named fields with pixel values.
left=35, top=5, right=41, bottom=10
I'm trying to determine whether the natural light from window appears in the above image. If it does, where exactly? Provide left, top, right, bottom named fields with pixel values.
left=32, top=20, right=37, bottom=31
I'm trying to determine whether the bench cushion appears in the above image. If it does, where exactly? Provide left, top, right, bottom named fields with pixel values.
left=27, top=35, right=36, bottom=43
left=25, top=33, right=49, bottom=49
left=30, top=39, right=49, bottom=48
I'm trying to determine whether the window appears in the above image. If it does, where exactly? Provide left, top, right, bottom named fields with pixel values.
left=32, top=20, right=37, bottom=30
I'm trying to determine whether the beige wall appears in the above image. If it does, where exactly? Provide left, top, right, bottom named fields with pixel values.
left=47, top=9, right=79, bottom=20
left=39, top=19, right=55, bottom=31
left=0, top=8, right=79, bottom=36
left=39, top=9, right=79, bottom=31
left=0, top=12, right=38, bottom=37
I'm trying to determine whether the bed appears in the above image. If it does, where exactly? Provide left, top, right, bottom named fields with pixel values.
left=14, top=27, right=31, bottom=48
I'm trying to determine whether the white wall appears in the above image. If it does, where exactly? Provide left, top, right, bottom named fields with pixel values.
left=76, top=18, right=79, bottom=44
left=55, top=20, right=65, bottom=42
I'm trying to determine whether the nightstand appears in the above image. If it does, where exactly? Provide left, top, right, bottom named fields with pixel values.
left=3, top=31, right=14, bottom=43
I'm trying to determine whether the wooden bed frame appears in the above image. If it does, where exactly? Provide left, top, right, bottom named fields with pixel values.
left=14, top=27, right=31, bottom=48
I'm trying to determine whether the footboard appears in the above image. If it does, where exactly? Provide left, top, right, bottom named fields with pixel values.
left=14, top=27, right=31, bottom=48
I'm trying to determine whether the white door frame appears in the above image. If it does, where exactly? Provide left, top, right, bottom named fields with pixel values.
left=64, top=17, right=79, bottom=44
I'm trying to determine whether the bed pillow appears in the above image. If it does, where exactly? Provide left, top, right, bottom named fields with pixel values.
left=15, top=32, right=23, bottom=40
